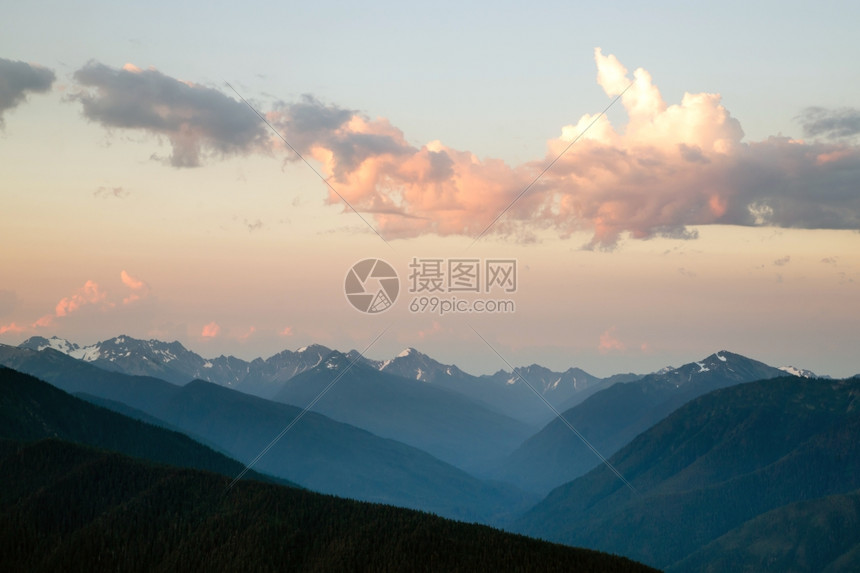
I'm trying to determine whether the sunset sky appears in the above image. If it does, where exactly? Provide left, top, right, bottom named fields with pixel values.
left=2, top=1, right=859, bottom=377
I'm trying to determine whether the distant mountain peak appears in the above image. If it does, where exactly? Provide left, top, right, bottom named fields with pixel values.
left=297, top=343, right=329, bottom=354
left=321, top=350, right=353, bottom=371
left=19, top=335, right=80, bottom=354
left=779, top=365, right=820, bottom=379
left=380, top=347, right=450, bottom=382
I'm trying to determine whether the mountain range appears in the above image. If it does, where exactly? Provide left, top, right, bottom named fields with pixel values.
left=515, top=376, right=860, bottom=571
left=0, top=366, right=653, bottom=571
left=493, top=350, right=789, bottom=493
left=0, top=344, right=531, bottom=523
left=17, top=335, right=642, bottom=426
left=272, top=351, right=533, bottom=472
left=1, top=333, right=856, bottom=571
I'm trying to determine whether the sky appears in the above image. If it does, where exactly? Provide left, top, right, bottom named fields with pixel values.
left=1, top=0, right=859, bottom=377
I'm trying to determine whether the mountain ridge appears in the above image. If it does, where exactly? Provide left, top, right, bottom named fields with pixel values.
left=492, top=350, right=790, bottom=493
left=0, top=346, right=533, bottom=523
left=514, top=375, right=860, bottom=571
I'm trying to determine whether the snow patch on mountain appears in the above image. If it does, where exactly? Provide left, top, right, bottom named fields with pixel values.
left=68, top=346, right=101, bottom=362
left=779, top=365, right=818, bottom=378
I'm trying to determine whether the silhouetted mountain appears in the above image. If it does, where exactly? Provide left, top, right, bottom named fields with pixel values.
left=0, top=344, right=183, bottom=412
left=378, top=347, right=627, bottom=426
left=515, top=376, right=860, bottom=571
left=495, top=350, right=785, bottom=493
left=235, top=343, right=332, bottom=398
left=0, top=439, right=656, bottom=572
left=20, top=334, right=214, bottom=384
left=16, top=335, right=332, bottom=397
left=0, top=345, right=530, bottom=523
left=273, top=351, right=534, bottom=472
left=0, top=366, right=286, bottom=486
left=18, top=335, right=81, bottom=354
left=20, top=336, right=645, bottom=426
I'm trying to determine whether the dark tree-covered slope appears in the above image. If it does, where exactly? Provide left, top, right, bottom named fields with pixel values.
left=0, top=366, right=289, bottom=486
left=0, top=439, right=658, bottom=573
left=516, top=377, right=860, bottom=571
left=496, top=351, right=785, bottom=493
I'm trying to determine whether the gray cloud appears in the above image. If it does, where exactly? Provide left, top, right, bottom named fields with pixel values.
left=724, top=138, right=860, bottom=231
left=798, top=107, right=860, bottom=141
left=71, top=62, right=268, bottom=167
left=271, top=96, right=415, bottom=178
left=678, top=143, right=710, bottom=164
left=773, top=255, right=791, bottom=266
left=94, top=186, right=129, bottom=198
left=0, top=58, right=55, bottom=127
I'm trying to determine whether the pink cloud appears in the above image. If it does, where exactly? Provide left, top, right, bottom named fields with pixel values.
left=417, top=320, right=443, bottom=340
left=599, top=327, right=625, bottom=354
left=238, top=326, right=256, bottom=341
left=73, top=53, right=860, bottom=247
left=268, top=50, right=860, bottom=247
left=0, top=322, right=25, bottom=335
left=279, top=326, right=294, bottom=337
left=120, top=270, right=149, bottom=304
left=201, top=321, right=220, bottom=338
left=120, top=270, right=145, bottom=290
left=32, top=315, right=54, bottom=328
left=55, top=280, right=108, bottom=317
left=8, top=275, right=134, bottom=336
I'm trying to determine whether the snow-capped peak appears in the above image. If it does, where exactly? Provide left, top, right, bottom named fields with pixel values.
left=779, top=365, right=818, bottom=379
left=38, top=336, right=79, bottom=354
left=69, top=345, right=101, bottom=362
left=397, top=348, right=415, bottom=358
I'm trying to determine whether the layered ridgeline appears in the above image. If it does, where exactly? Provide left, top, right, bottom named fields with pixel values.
left=0, top=366, right=289, bottom=486
left=0, top=439, right=656, bottom=573
left=516, top=376, right=860, bottom=572
left=0, top=364, right=655, bottom=572
left=17, top=336, right=635, bottom=425
left=494, top=351, right=787, bottom=493
left=17, top=335, right=333, bottom=398
left=0, top=347, right=531, bottom=523
left=368, top=346, right=638, bottom=426
left=272, top=351, right=534, bottom=473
